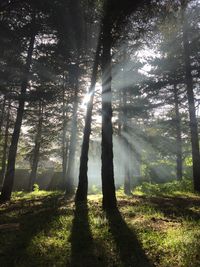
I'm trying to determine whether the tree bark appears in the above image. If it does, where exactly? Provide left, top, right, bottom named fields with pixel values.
left=173, top=84, right=183, bottom=180
left=0, top=13, right=36, bottom=201
left=65, top=68, right=79, bottom=195
left=119, top=89, right=131, bottom=195
left=28, top=101, right=43, bottom=191
left=0, top=96, right=6, bottom=141
left=121, top=50, right=131, bottom=195
left=101, top=5, right=117, bottom=210
left=75, top=37, right=101, bottom=202
left=0, top=100, right=11, bottom=184
left=181, top=2, right=200, bottom=191
left=62, top=81, right=68, bottom=183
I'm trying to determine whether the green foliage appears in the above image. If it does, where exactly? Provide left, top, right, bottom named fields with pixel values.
left=88, top=185, right=101, bottom=195
left=143, top=162, right=176, bottom=183
left=184, top=156, right=193, bottom=167
left=33, top=183, right=40, bottom=192
left=133, top=179, right=194, bottom=197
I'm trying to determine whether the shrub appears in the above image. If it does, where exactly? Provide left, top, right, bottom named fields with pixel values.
left=33, top=183, right=40, bottom=192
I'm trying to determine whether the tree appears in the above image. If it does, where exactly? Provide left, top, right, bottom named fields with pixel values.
left=75, top=38, right=102, bottom=202
left=0, top=5, right=37, bottom=201
left=181, top=0, right=200, bottom=191
left=65, top=65, right=79, bottom=194
left=28, top=100, right=43, bottom=191
left=0, top=99, right=11, bottom=184
left=101, top=0, right=117, bottom=210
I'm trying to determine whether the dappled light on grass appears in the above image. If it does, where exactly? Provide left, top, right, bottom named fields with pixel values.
left=105, top=208, right=154, bottom=267
left=0, top=192, right=69, bottom=266
left=132, top=179, right=197, bottom=198
left=117, top=192, right=200, bottom=267
left=70, top=202, right=108, bottom=267
left=0, top=189, right=200, bottom=266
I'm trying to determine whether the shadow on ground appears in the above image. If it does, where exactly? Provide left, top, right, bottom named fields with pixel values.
left=106, top=208, right=154, bottom=267
left=0, top=194, right=68, bottom=266
left=70, top=202, right=108, bottom=267
left=144, top=196, right=200, bottom=220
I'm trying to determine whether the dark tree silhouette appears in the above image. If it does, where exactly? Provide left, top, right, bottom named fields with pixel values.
left=181, top=0, right=200, bottom=192
left=0, top=10, right=36, bottom=201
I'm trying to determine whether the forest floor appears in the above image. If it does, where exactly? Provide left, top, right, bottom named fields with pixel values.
left=0, top=182, right=200, bottom=267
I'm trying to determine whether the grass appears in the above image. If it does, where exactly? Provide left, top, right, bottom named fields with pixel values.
left=0, top=181, right=200, bottom=267
left=132, top=178, right=196, bottom=197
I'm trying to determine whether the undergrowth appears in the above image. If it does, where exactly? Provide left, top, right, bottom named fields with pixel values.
left=133, top=178, right=196, bottom=197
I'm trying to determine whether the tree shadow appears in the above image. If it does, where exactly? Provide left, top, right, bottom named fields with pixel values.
left=0, top=194, right=67, bottom=266
left=106, top=208, right=154, bottom=267
left=143, top=196, right=200, bottom=221
left=70, top=201, right=108, bottom=267
left=0, top=193, right=63, bottom=218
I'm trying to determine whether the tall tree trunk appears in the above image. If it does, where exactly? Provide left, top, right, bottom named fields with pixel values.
left=0, top=100, right=11, bottom=184
left=121, top=50, right=131, bottom=195
left=0, top=96, right=6, bottom=141
left=181, top=1, right=200, bottom=191
left=75, top=37, right=101, bottom=202
left=63, top=137, right=69, bottom=184
left=62, top=81, right=68, bottom=183
left=173, top=84, right=183, bottom=180
left=65, top=70, right=79, bottom=195
left=28, top=101, right=43, bottom=191
left=119, top=89, right=131, bottom=195
left=62, top=130, right=68, bottom=183
left=0, top=13, right=36, bottom=201
left=101, top=6, right=117, bottom=210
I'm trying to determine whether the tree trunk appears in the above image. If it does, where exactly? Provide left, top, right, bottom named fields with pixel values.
left=65, top=69, right=79, bottom=195
left=0, top=100, right=11, bottom=184
left=101, top=7, right=117, bottom=210
left=121, top=50, right=131, bottom=195
left=62, top=133, right=69, bottom=183
left=0, top=96, right=6, bottom=141
left=119, top=90, right=131, bottom=195
left=75, top=37, right=101, bottom=202
left=62, top=81, right=68, bottom=183
left=173, top=84, right=183, bottom=180
left=28, top=101, right=43, bottom=191
left=123, top=138, right=131, bottom=195
left=181, top=2, right=200, bottom=191
left=0, top=13, right=36, bottom=201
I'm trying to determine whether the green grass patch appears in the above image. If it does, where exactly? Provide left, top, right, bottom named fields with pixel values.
left=133, top=178, right=198, bottom=198
left=0, top=189, right=200, bottom=266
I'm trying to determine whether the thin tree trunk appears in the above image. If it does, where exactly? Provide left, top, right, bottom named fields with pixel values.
left=28, top=101, right=43, bottom=191
left=181, top=2, right=200, bottom=191
left=101, top=6, right=117, bottom=210
left=123, top=138, right=131, bottom=195
left=0, top=13, right=36, bottom=201
left=65, top=71, right=79, bottom=195
left=63, top=137, right=69, bottom=183
left=173, top=84, right=183, bottom=180
left=0, top=96, right=6, bottom=141
left=0, top=100, right=11, bottom=184
left=75, top=37, right=101, bottom=202
left=62, top=81, right=68, bottom=182
left=121, top=50, right=131, bottom=195
left=119, top=89, right=131, bottom=195
left=62, top=131, right=68, bottom=182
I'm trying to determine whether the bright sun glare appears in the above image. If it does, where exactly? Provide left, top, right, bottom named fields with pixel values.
left=81, top=91, right=92, bottom=109
left=81, top=83, right=102, bottom=109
